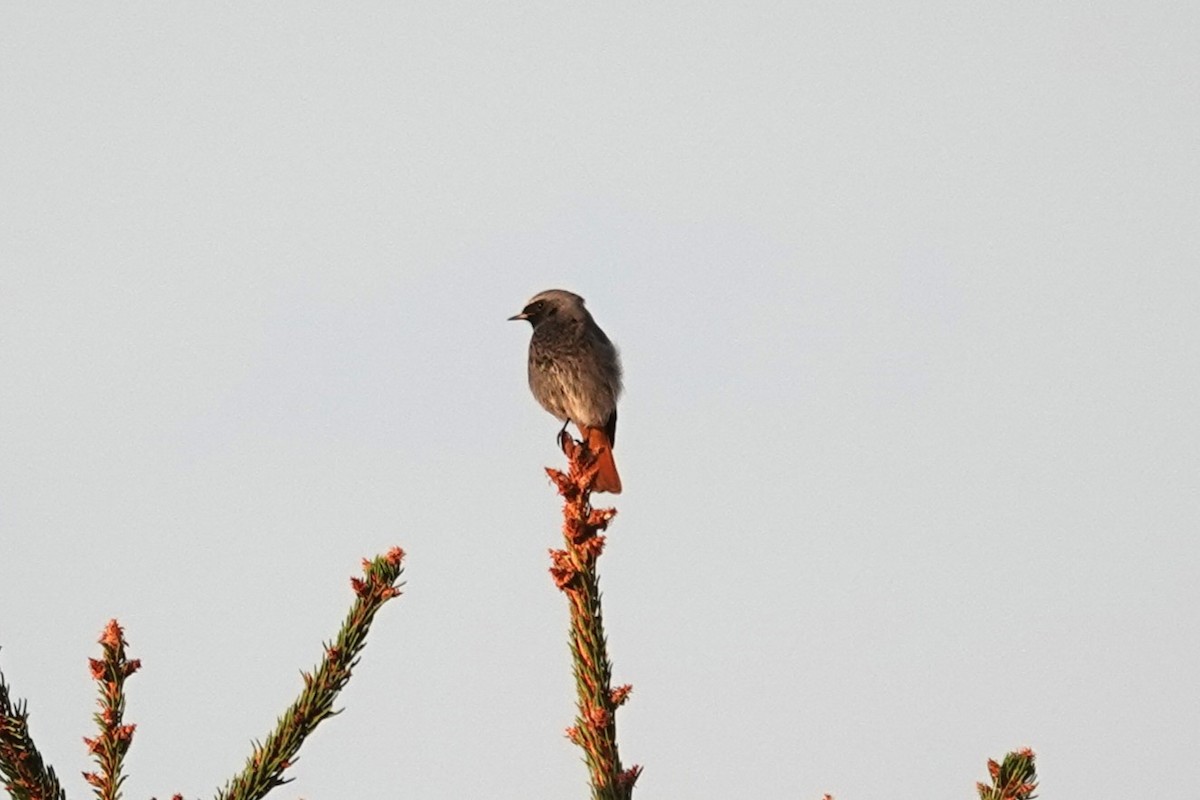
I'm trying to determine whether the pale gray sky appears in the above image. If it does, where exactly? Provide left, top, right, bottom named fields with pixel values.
left=1, top=4, right=1197, bottom=799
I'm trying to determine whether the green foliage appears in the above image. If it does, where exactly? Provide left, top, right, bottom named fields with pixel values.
left=0, top=667, right=67, bottom=800
left=216, top=548, right=406, bottom=800
left=0, top=548, right=405, bottom=800
left=977, top=748, right=1038, bottom=800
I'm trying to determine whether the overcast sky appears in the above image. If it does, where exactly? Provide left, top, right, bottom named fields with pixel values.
left=1, top=4, right=1197, bottom=799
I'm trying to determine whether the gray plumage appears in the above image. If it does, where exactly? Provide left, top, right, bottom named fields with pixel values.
left=510, top=289, right=623, bottom=446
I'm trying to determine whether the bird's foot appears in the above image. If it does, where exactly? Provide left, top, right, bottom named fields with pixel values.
left=555, top=419, right=574, bottom=451
left=557, top=427, right=575, bottom=455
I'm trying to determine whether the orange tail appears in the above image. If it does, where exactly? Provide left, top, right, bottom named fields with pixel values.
left=581, top=425, right=622, bottom=494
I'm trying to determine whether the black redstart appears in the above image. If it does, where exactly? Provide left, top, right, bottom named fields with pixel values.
left=509, top=289, right=623, bottom=493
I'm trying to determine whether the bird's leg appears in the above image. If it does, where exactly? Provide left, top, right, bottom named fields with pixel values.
left=556, top=418, right=573, bottom=452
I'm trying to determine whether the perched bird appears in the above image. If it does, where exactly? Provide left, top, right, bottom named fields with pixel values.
left=509, top=289, right=623, bottom=493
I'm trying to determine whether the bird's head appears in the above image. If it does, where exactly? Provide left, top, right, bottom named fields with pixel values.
left=508, top=289, right=589, bottom=327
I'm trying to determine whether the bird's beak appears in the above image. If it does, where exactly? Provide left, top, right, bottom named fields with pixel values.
left=507, top=312, right=528, bottom=321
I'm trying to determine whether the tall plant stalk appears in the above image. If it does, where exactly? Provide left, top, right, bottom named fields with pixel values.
left=546, top=439, right=641, bottom=800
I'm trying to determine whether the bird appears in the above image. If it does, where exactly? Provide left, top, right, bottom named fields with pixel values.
left=509, top=289, right=623, bottom=494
